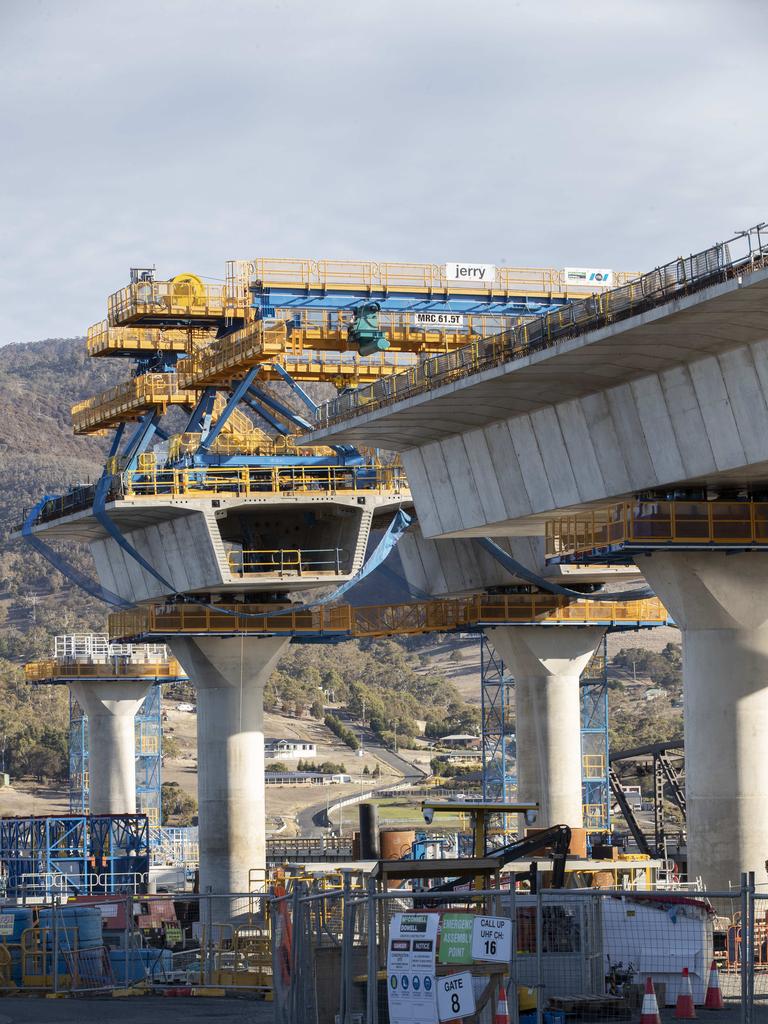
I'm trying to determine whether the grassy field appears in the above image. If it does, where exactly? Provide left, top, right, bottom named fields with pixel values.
left=374, top=798, right=467, bottom=829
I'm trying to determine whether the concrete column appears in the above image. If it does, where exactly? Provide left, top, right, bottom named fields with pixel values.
left=486, top=627, right=605, bottom=829
left=69, top=680, right=152, bottom=816
left=642, top=552, right=768, bottom=890
left=169, top=636, right=289, bottom=901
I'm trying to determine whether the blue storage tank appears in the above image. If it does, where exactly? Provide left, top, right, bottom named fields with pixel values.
left=38, top=906, right=103, bottom=949
left=34, top=906, right=104, bottom=980
left=109, top=947, right=172, bottom=985
left=0, top=907, right=34, bottom=984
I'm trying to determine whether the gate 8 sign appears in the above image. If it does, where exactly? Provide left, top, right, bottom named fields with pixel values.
left=437, top=971, right=476, bottom=1021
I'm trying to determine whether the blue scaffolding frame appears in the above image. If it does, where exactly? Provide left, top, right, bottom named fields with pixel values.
left=0, top=814, right=150, bottom=897
left=480, top=634, right=610, bottom=828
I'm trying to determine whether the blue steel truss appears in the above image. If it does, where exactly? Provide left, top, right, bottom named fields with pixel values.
left=480, top=635, right=515, bottom=803
left=480, top=634, right=611, bottom=829
left=0, top=814, right=149, bottom=897
left=581, top=635, right=611, bottom=831
left=69, top=686, right=162, bottom=826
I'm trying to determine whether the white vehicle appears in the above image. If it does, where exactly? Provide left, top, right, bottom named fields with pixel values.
left=175, top=703, right=196, bottom=713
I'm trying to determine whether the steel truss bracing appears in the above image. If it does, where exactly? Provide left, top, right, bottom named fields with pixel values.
left=480, top=635, right=514, bottom=803
left=69, top=686, right=162, bottom=825
left=480, top=634, right=611, bottom=830
left=0, top=814, right=150, bottom=897
left=580, top=636, right=610, bottom=830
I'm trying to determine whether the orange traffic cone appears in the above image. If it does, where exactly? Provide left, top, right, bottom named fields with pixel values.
left=675, top=967, right=697, bottom=1019
left=704, top=960, right=724, bottom=1010
left=641, top=976, right=662, bottom=1024
left=494, top=984, right=511, bottom=1024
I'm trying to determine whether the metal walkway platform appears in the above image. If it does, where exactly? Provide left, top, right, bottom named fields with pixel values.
left=107, top=593, right=668, bottom=642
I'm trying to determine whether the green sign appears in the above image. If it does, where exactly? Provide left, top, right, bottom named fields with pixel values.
left=438, top=914, right=474, bottom=965
left=164, top=926, right=182, bottom=945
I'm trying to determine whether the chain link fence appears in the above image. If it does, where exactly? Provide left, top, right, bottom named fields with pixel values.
left=273, top=873, right=764, bottom=1024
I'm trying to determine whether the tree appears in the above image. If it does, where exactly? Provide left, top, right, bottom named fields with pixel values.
left=161, top=782, right=197, bottom=825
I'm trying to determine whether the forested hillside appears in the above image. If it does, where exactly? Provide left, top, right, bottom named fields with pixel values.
left=0, top=338, right=123, bottom=783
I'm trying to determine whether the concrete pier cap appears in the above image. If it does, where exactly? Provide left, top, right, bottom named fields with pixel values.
left=485, top=626, right=606, bottom=830
left=169, top=635, right=289, bottom=904
left=641, top=551, right=768, bottom=891
left=68, top=680, right=152, bottom=816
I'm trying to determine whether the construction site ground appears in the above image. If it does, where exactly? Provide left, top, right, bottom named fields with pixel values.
left=0, top=997, right=273, bottom=1023
left=0, top=994, right=746, bottom=1024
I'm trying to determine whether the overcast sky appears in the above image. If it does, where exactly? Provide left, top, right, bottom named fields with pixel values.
left=0, top=0, right=766, bottom=345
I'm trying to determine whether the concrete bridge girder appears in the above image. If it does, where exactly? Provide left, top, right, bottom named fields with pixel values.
left=403, top=332, right=768, bottom=540
left=36, top=492, right=402, bottom=604
left=396, top=522, right=637, bottom=597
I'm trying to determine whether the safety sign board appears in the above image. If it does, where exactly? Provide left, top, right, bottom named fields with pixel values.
left=563, top=266, right=613, bottom=287
left=471, top=915, right=512, bottom=963
left=437, top=970, right=476, bottom=1021
left=445, top=262, right=496, bottom=283
left=438, top=913, right=475, bottom=964
left=387, top=913, right=439, bottom=1024
left=0, top=914, right=14, bottom=936
left=414, top=312, right=465, bottom=327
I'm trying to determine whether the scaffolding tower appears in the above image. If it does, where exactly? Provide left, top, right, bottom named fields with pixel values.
left=480, top=634, right=611, bottom=829
left=69, top=686, right=163, bottom=824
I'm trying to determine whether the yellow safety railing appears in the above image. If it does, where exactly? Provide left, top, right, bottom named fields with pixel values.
left=166, top=431, right=334, bottom=461
left=120, top=463, right=409, bottom=499
left=249, top=257, right=639, bottom=297
left=583, top=804, right=610, bottom=830
left=109, top=594, right=668, bottom=641
left=545, top=500, right=768, bottom=561
left=86, top=320, right=214, bottom=356
left=71, top=373, right=197, bottom=433
left=24, top=658, right=184, bottom=682
left=108, top=278, right=249, bottom=326
left=228, top=548, right=346, bottom=576
left=177, top=320, right=289, bottom=387
left=583, top=652, right=606, bottom=679
left=582, top=754, right=606, bottom=780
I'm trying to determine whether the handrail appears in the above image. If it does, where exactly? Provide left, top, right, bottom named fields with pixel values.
left=86, top=320, right=214, bottom=356
left=71, top=373, right=196, bottom=433
left=108, top=594, right=668, bottom=641
left=228, top=548, right=346, bottom=576
left=27, top=462, right=408, bottom=525
left=120, top=463, right=409, bottom=498
left=545, top=499, right=768, bottom=560
left=249, top=257, right=639, bottom=296
left=24, top=657, right=184, bottom=682
left=315, top=227, right=768, bottom=428
left=107, top=279, right=249, bottom=325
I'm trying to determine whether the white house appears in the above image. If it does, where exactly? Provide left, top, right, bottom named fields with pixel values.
left=266, top=739, right=318, bottom=760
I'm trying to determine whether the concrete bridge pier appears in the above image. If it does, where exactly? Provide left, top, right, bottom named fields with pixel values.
left=486, top=627, right=605, bottom=829
left=169, top=636, right=289, bottom=906
left=69, top=680, right=152, bottom=815
left=641, top=552, right=768, bottom=891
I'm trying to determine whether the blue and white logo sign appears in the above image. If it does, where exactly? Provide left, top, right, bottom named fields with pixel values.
left=563, top=267, right=613, bottom=287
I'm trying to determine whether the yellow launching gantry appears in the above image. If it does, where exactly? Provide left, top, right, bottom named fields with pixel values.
left=70, top=259, right=639, bottom=437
